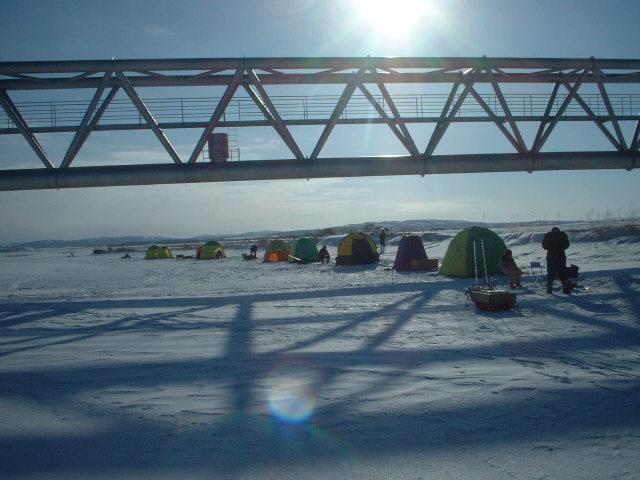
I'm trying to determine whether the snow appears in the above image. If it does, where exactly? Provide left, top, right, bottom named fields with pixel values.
left=1, top=223, right=639, bottom=479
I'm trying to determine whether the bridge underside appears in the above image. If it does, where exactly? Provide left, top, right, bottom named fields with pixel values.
left=0, top=152, right=635, bottom=191
left=1, top=56, right=639, bottom=191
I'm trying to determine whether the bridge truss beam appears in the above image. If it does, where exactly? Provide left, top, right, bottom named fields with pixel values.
left=1, top=56, right=639, bottom=191
left=0, top=152, right=635, bottom=192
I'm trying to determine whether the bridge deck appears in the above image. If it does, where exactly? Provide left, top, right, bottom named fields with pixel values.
left=2, top=92, right=640, bottom=134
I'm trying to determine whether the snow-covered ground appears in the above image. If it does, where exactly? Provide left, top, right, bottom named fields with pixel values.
left=1, top=223, right=639, bottom=480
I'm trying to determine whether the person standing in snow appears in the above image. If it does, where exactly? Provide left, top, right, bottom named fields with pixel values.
left=542, top=226, right=570, bottom=294
left=379, top=229, right=386, bottom=252
left=500, top=249, right=522, bottom=288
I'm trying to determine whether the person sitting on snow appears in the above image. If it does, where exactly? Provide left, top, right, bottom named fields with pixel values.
left=319, top=245, right=330, bottom=264
left=500, top=249, right=522, bottom=288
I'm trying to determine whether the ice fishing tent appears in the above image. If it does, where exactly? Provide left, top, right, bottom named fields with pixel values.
left=335, top=232, right=379, bottom=266
left=144, top=245, right=174, bottom=259
left=290, top=238, right=319, bottom=263
left=263, top=240, right=290, bottom=262
left=393, top=235, right=431, bottom=271
left=197, top=241, right=225, bottom=259
left=439, top=226, right=507, bottom=278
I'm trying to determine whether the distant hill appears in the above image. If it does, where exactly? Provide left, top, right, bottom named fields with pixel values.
left=2, top=235, right=220, bottom=251
left=1, top=219, right=596, bottom=250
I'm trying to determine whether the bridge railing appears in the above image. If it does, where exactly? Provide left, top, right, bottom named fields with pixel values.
left=3, top=92, right=640, bottom=132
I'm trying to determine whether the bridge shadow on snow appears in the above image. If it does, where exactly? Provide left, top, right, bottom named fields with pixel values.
left=0, top=268, right=639, bottom=476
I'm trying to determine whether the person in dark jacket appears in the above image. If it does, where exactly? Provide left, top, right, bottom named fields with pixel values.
left=379, top=230, right=387, bottom=252
left=542, top=227, right=570, bottom=294
left=319, top=245, right=330, bottom=264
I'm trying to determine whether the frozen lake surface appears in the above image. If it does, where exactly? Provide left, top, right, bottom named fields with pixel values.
left=1, top=223, right=639, bottom=479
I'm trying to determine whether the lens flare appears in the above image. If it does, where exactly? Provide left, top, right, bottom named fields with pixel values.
left=266, top=360, right=324, bottom=424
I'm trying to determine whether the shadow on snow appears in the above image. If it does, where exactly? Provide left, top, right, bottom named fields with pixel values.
left=0, top=267, right=639, bottom=476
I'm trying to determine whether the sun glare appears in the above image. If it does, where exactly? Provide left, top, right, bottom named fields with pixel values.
left=353, top=0, right=434, bottom=38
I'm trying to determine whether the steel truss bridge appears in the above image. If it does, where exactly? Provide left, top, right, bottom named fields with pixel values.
left=0, top=56, right=639, bottom=191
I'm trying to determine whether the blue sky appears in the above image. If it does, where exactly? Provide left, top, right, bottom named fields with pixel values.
left=1, top=0, right=639, bottom=242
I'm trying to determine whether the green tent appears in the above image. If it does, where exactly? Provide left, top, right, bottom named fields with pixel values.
left=144, top=245, right=174, bottom=259
left=198, top=241, right=225, bottom=259
left=439, top=226, right=507, bottom=278
left=289, top=238, right=319, bottom=263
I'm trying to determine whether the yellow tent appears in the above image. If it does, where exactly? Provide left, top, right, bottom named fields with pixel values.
left=197, top=241, right=225, bottom=259
left=335, top=232, right=379, bottom=265
left=144, top=245, right=174, bottom=259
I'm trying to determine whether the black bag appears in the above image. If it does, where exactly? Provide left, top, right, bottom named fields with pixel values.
left=565, top=264, right=579, bottom=279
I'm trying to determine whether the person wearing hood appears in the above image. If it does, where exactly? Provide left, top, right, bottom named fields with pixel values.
left=542, top=226, right=571, bottom=294
left=500, top=249, right=522, bottom=288
left=319, top=245, right=330, bottom=264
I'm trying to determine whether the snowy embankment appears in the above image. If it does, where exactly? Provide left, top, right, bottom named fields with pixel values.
left=0, top=223, right=639, bottom=480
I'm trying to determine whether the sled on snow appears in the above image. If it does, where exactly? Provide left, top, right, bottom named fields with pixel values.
left=468, top=286, right=517, bottom=312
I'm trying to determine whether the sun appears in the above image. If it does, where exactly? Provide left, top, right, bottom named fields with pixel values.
left=352, top=0, right=435, bottom=38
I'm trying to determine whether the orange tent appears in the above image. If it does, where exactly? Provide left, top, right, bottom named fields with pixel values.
left=263, top=240, right=290, bottom=262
